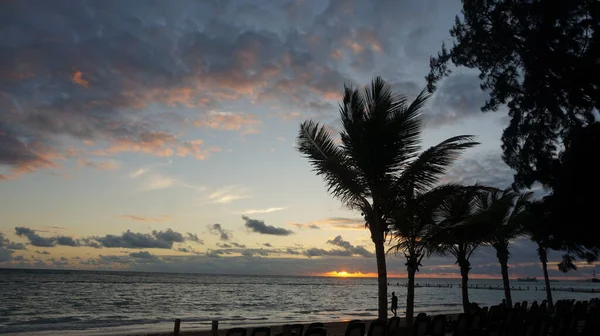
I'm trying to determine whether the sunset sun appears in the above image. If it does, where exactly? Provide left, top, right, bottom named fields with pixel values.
left=322, top=271, right=377, bottom=278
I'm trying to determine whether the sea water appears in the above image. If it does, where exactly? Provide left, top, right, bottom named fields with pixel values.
left=1, top=269, right=598, bottom=335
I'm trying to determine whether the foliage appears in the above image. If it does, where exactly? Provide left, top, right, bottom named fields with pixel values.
left=542, top=122, right=600, bottom=260
left=427, top=0, right=599, bottom=189
left=296, top=77, right=478, bottom=319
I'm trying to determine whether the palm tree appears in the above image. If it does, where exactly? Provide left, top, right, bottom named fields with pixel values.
left=524, top=200, right=554, bottom=310
left=296, top=77, right=478, bottom=319
left=427, top=185, right=489, bottom=313
left=389, top=184, right=468, bottom=324
left=479, top=188, right=532, bottom=308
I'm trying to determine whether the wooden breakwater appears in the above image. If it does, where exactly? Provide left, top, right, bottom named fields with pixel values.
left=390, top=282, right=600, bottom=293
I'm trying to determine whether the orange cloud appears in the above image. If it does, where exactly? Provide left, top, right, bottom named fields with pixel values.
left=72, top=70, right=89, bottom=88
left=194, top=112, right=261, bottom=133
left=330, top=49, right=343, bottom=60
left=95, top=132, right=218, bottom=160
left=77, top=159, right=120, bottom=171
left=289, top=217, right=366, bottom=230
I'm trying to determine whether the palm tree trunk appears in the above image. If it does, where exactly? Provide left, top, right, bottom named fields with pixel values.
left=499, top=253, right=513, bottom=307
left=538, top=247, right=554, bottom=310
left=458, top=258, right=471, bottom=313
left=373, top=231, right=388, bottom=320
left=406, top=263, right=416, bottom=326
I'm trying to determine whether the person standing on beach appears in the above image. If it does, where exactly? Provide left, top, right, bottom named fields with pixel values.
left=391, top=292, right=398, bottom=316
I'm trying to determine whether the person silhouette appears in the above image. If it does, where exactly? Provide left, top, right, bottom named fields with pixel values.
left=391, top=292, right=398, bottom=316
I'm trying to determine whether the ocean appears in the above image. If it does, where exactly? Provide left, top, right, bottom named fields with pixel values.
left=1, top=269, right=599, bottom=335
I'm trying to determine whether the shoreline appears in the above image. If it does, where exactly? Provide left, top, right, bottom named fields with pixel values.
left=1, top=314, right=460, bottom=336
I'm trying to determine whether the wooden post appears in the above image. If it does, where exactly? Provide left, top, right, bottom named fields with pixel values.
left=212, top=320, right=219, bottom=336
left=174, top=319, right=181, bottom=336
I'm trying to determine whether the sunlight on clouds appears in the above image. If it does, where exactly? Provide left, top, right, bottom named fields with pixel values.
left=119, top=214, right=172, bottom=223
left=143, top=174, right=178, bottom=191
left=194, top=111, right=261, bottom=134
left=130, top=168, right=149, bottom=178
left=77, top=159, right=120, bottom=171
left=72, top=70, right=89, bottom=88
left=241, top=206, right=288, bottom=215
left=289, top=217, right=366, bottom=230
left=208, top=185, right=251, bottom=204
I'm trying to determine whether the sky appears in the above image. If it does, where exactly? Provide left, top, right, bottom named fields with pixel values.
left=0, top=0, right=597, bottom=280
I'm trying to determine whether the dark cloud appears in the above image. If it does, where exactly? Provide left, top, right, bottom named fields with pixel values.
left=54, top=236, right=79, bottom=247
left=441, top=153, right=515, bottom=189
left=326, top=235, right=374, bottom=258
left=151, top=229, right=184, bottom=243
left=424, top=73, right=489, bottom=128
left=15, top=227, right=56, bottom=247
left=0, top=232, right=25, bottom=250
left=91, top=229, right=188, bottom=249
left=186, top=233, right=204, bottom=244
left=129, top=251, right=157, bottom=259
left=208, top=224, right=231, bottom=241
left=243, top=216, right=294, bottom=236
left=0, top=0, right=459, bottom=179
left=0, top=248, right=13, bottom=262
left=303, top=236, right=374, bottom=258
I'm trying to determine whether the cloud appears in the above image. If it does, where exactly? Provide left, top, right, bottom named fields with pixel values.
left=0, top=0, right=461, bottom=180
left=15, top=227, right=56, bottom=247
left=326, top=235, right=374, bottom=258
left=424, top=73, right=489, bottom=128
left=77, top=159, right=120, bottom=171
left=241, top=206, right=288, bottom=215
left=208, top=224, right=232, bottom=241
left=186, top=233, right=204, bottom=244
left=441, top=153, right=515, bottom=189
left=130, top=168, right=149, bottom=178
left=129, top=251, right=157, bottom=259
left=208, top=185, right=250, bottom=204
left=0, top=232, right=25, bottom=250
left=15, top=227, right=80, bottom=247
left=119, top=214, right=172, bottom=223
left=91, top=229, right=186, bottom=249
left=289, top=217, right=366, bottom=230
left=242, top=216, right=294, bottom=236
left=142, top=174, right=179, bottom=191
left=194, top=111, right=261, bottom=135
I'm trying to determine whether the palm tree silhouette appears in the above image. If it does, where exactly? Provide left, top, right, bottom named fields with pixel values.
left=296, top=77, right=478, bottom=320
left=427, top=185, right=489, bottom=313
left=389, top=184, right=471, bottom=323
left=524, top=199, right=554, bottom=310
left=479, top=188, right=532, bottom=308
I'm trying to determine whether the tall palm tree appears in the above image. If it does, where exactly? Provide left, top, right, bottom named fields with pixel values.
left=389, top=184, right=468, bottom=324
left=427, top=185, right=489, bottom=313
left=296, top=77, right=478, bottom=319
left=479, top=188, right=532, bottom=308
left=524, top=200, right=554, bottom=310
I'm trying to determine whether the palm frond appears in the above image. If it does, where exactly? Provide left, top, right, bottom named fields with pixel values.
left=396, top=135, right=480, bottom=193
left=297, top=120, right=368, bottom=209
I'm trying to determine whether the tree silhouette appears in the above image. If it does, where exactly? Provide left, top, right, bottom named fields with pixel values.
left=296, top=77, right=477, bottom=320
left=428, top=185, right=491, bottom=313
left=389, top=184, right=469, bottom=323
left=523, top=200, right=554, bottom=309
left=478, top=189, right=532, bottom=307
left=427, top=0, right=599, bottom=189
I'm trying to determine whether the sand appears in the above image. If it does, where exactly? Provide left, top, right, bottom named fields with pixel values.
left=131, top=321, right=356, bottom=336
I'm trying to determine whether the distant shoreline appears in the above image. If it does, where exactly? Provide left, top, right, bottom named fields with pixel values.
left=0, top=267, right=589, bottom=281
